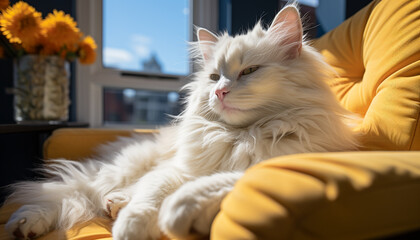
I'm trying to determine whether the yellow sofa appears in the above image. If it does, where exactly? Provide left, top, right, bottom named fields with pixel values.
left=1, top=0, right=420, bottom=239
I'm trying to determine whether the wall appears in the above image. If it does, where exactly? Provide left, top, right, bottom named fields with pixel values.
left=219, top=0, right=279, bottom=35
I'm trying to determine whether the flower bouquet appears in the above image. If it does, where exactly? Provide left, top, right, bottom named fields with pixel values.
left=0, top=0, right=97, bottom=122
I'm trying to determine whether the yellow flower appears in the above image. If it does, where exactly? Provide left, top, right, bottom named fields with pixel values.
left=78, top=36, right=96, bottom=64
left=0, top=1, right=42, bottom=47
left=41, top=10, right=81, bottom=54
left=0, top=0, right=9, bottom=11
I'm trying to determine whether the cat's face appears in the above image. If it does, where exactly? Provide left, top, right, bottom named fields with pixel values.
left=195, top=5, right=304, bottom=127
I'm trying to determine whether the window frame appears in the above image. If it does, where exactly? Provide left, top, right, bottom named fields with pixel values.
left=75, top=0, right=219, bottom=128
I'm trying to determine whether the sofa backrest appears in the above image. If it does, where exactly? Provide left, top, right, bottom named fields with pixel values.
left=313, top=0, right=420, bottom=150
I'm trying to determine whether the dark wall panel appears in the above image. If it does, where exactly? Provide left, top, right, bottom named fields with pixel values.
left=230, top=0, right=279, bottom=35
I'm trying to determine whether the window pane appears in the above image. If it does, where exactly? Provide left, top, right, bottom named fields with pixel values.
left=103, top=0, right=189, bottom=75
left=103, top=88, right=183, bottom=126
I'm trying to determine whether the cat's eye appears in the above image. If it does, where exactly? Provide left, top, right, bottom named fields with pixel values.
left=210, top=74, right=220, bottom=81
left=240, top=66, right=259, bottom=76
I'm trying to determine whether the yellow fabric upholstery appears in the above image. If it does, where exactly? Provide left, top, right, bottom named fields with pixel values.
left=1, top=0, right=420, bottom=239
left=1, top=208, right=113, bottom=240
left=211, top=152, right=420, bottom=240
left=313, top=0, right=420, bottom=150
left=44, top=128, right=157, bottom=160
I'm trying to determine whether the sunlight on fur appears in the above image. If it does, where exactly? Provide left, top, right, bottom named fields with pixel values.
left=4, top=3, right=359, bottom=240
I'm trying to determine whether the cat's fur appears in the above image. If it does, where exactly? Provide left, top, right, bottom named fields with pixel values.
left=5, top=5, right=358, bottom=240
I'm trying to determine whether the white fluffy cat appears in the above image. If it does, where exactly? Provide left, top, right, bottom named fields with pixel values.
left=5, top=4, right=358, bottom=240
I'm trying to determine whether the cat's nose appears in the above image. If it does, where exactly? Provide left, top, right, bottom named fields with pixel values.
left=215, top=88, right=230, bottom=101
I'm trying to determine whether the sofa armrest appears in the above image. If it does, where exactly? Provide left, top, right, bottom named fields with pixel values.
left=211, top=151, right=420, bottom=240
left=43, top=128, right=157, bottom=160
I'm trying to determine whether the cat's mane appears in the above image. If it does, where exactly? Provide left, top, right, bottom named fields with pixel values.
left=167, top=19, right=359, bottom=174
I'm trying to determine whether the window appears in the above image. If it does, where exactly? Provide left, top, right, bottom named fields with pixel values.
left=75, top=0, right=218, bottom=128
left=102, top=0, right=189, bottom=76
left=103, top=88, right=183, bottom=126
left=101, top=0, right=189, bottom=127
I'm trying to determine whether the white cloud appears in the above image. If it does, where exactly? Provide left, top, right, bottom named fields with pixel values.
left=133, top=45, right=150, bottom=58
left=130, top=34, right=152, bottom=58
left=103, top=47, right=134, bottom=66
left=183, top=7, right=189, bottom=15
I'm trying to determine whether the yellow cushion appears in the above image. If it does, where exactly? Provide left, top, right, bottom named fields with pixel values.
left=313, top=0, right=420, bottom=150
left=0, top=203, right=169, bottom=240
left=0, top=203, right=112, bottom=240
left=211, top=151, right=420, bottom=239
left=43, top=128, right=156, bottom=160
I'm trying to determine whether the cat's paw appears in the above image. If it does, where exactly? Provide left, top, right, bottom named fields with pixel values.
left=112, top=204, right=161, bottom=240
left=5, top=205, right=54, bottom=239
left=104, top=192, right=130, bottom=220
left=159, top=191, right=221, bottom=239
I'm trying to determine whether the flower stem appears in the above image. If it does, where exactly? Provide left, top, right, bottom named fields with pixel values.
left=0, top=34, right=18, bottom=58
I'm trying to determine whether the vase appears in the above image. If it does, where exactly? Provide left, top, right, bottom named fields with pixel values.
left=13, top=55, right=70, bottom=123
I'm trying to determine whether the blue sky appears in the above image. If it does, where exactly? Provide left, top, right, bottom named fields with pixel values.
left=103, top=0, right=189, bottom=75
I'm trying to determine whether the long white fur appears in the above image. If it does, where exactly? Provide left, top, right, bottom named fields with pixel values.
left=4, top=4, right=358, bottom=240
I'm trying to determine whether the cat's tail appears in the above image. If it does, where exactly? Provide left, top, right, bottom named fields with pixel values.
left=4, top=158, right=105, bottom=235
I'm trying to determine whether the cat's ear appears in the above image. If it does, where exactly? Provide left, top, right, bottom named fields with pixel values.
left=197, top=28, right=218, bottom=61
left=267, top=5, right=303, bottom=59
